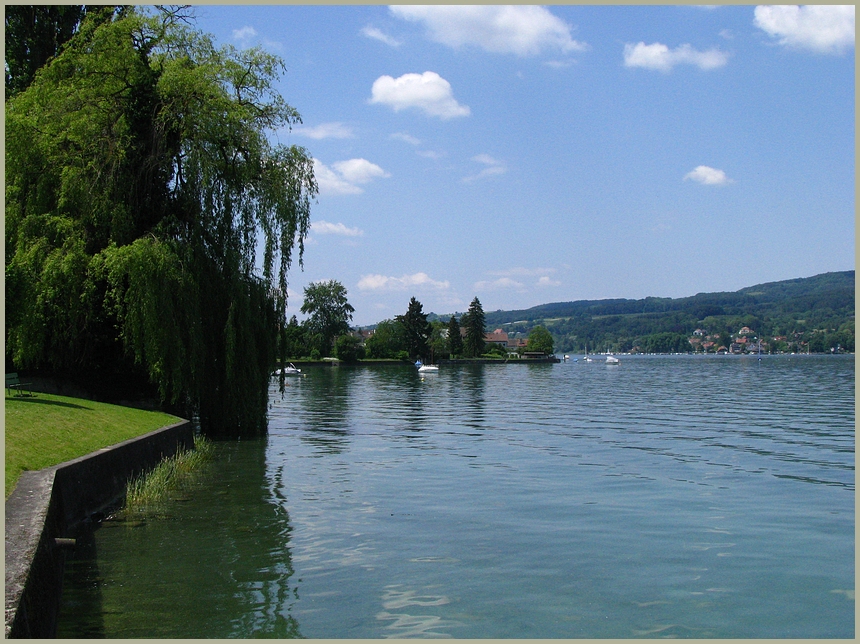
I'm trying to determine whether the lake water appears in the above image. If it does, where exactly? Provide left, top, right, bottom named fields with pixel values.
left=57, top=355, right=854, bottom=638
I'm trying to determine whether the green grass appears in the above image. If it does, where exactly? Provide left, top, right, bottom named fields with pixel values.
left=5, top=391, right=180, bottom=498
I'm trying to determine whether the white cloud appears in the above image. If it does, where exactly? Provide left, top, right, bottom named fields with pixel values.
left=537, top=276, right=562, bottom=287
left=314, top=160, right=361, bottom=195
left=463, top=154, right=507, bottom=183
left=233, top=26, right=257, bottom=41
left=314, top=158, right=389, bottom=196
left=684, top=165, right=733, bottom=186
left=474, top=277, right=525, bottom=290
left=361, top=25, right=403, bottom=47
left=358, top=272, right=450, bottom=291
left=294, top=122, right=354, bottom=140
left=332, top=158, right=391, bottom=184
left=389, top=5, right=588, bottom=56
left=390, top=132, right=422, bottom=145
left=472, top=153, right=501, bottom=166
left=623, top=42, right=729, bottom=72
left=417, top=150, right=444, bottom=160
left=231, top=25, right=282, bottom=51
left=369, top=71, right=470, bottom=120
left=311, top=220, right=364, bottom=237
left=754, top=5, right=854, bottom=55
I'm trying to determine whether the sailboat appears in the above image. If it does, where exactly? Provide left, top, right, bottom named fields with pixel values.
left=583, top=344, right=593, bottom=362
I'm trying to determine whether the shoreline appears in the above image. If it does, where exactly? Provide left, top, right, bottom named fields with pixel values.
left=5, top=420, right=193, bottom=638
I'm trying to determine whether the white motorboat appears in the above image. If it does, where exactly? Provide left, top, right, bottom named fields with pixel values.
left=276, top=363, right=302, bottom=375
left=605, top=355, right=620, bottom=365
left=415, top=360, right=439, bottom=373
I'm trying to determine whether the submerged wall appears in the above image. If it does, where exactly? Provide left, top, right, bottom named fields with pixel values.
left=4, top=420, right=193, bottom=638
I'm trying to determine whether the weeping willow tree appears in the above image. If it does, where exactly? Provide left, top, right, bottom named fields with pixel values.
left=5, top=7, right=317, bottom=436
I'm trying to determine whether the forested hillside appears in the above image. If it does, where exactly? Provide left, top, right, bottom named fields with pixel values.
left=474, top=271, right=854, bottom=354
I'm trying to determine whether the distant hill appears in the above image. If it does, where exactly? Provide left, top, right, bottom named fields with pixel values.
left=482, top=271, right=854, bottom=325
left=429, top=271, right=855, bottom=354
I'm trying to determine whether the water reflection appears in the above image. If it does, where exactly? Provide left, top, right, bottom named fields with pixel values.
left=57, top=439, right=301, bottom=638
left=376, top=584, right=460, bottom=638
left=54, top=522, right=106, bottom=637
left=452, top=365, right=486, bottom=431
left=274, top=367, right=356, bottom=454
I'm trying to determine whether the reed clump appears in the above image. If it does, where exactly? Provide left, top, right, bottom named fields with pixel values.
left=123, top=435, right=214, bottom=513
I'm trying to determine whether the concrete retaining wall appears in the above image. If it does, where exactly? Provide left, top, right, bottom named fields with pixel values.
left=5, top=420, right=194, bottom=638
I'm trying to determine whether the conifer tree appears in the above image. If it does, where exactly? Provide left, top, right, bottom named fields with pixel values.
left=447, top=315, right=463, bottom=357
left=462, top=297, right=486, bottom=358
left=396, top=297, right=432, bottom=361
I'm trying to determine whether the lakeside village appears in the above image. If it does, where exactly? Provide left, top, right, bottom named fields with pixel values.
left=344, top=326, right=842, bottom=358
left=347, top=324, right=845, bottom=358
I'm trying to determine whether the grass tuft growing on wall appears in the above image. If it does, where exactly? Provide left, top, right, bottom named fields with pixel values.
left=122, top=435, right=214, bottom=514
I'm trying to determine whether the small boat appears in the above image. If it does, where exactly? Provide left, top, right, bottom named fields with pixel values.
left=415, top=360, right=439, bottom=373
left=606, top=355, right=620, bottom=365
left=583, top=345, right=593, bottom=362
left=276, top=363, right=302, bottom=375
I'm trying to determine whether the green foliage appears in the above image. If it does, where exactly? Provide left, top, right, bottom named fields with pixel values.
left=429, top=320, right=449, bottom=361
left=300, top=280, right=355, bottom=356
left=446, top=315, right=463, bottom=357
left=98, top=237, right=203, bottom=404
left=526, top=326, right=554, bottom=355
left=364, top=319, right=407, bottom=359
left=281, top=316, right=307, bottom=358
left=483, top=344, right=507, bottom=358
left=334, top=334, right=362, bottom=363
left=462, top=297, right=486, bottom=358
left=5, top=4, right=87, bottom=96
left=638, top=332, right=689, bottom=354
left=395, top=297, right=432, bottom=360
left=5, top=8, right=317, bottom=436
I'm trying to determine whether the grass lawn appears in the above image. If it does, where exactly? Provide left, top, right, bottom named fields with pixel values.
left=5, top=392, right=180, bottom=498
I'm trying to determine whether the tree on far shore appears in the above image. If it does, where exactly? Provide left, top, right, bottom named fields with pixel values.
left=301, top=281, right=355, bottom=356
left=462, top=297, right=486, bottom=358
left=447, top=315, right=463, bottom=357
left=526, top=326, right=554, bottom=355
left=396, top=297, right=431, bottom=361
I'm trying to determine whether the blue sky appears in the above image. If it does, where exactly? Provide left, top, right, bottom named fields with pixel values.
left=191, top=5, right=855, bottom=326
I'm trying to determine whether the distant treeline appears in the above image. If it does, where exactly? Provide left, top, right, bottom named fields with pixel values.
left=432, top=271, right=855, bottom=354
